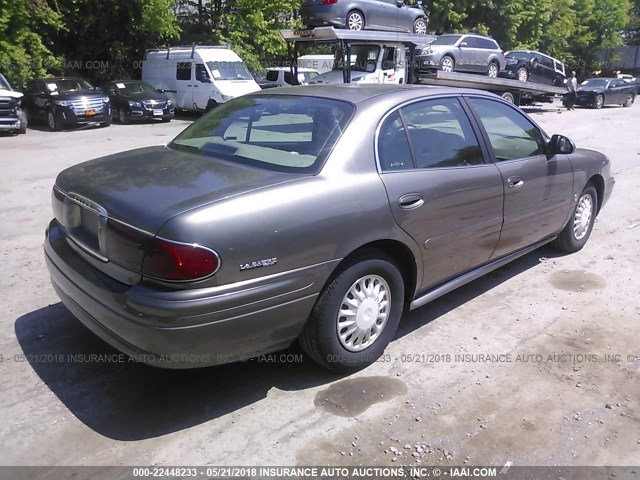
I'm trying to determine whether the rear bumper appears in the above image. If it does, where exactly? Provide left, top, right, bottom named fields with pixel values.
left=45, top=220, right=334, bottom=368
left=300, top=6, right=345, bottom=27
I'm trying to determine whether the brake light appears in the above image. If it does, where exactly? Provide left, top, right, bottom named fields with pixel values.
left=142, top=238, right=220, bottom=281
left=321, top=0, right=338, bottom=4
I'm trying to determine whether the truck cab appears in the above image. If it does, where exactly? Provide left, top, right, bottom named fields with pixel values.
left=0, top=73, right=27, bottom=135
left=309, top=42, right=407, bottom=84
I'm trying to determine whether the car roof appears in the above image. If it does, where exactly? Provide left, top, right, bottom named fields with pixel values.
left=267, top=67, right=319, bottom=73
left=253, top=84, right=497, bottom=104
left=33, top=77, right=86, bottom=81
left=508, top=50, right=563, bottom=62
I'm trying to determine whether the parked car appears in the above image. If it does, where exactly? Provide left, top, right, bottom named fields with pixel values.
left=142, top=45, right=261, bottom=111
left=45, top=85, right=614, bottom=372
left=416, top=34, right=506, bottom=77
left=576, top=77, right=636, bottom=109
left=300, top=0, right=428, bottom=34
left=0, top=72, right=27, bottom=134
left=500, top=50, right=566, bottom=85
left=23, top=77, right=111, bottom=131
left=264, top=67, right=320, bottom=87
left=101, top=80, right=174, bottom=124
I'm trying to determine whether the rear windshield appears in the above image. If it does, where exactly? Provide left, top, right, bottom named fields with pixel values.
left=169, top=95, right=354, bottom=174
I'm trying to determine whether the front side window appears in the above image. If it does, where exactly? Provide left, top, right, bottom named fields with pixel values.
left=378, top=97, right=483, bottom=171
left=467, top=97, right=546, bottom=161
left=169, top=95, right=354, bottom=173
left=265, top=70, right=278, bottom=82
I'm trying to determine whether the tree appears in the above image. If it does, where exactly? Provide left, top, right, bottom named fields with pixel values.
left=0, top=0, right=64, bottom=86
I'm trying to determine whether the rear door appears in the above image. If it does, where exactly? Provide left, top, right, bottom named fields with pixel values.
left=465, top=96, right=574, bottom=258
left=458, top=37, right=481, bottom=72
left=175, top=61, right=194, bottom=110
left=377, top=96, right=504, bottom=291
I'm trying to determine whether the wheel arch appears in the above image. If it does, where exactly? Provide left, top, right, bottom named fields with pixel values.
left=587, top=174, right=605, bottom=215
left=324, top=239, right=418, bottom=306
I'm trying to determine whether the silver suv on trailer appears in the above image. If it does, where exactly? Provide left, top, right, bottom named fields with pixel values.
left=415, top=33, right=506, bottom=77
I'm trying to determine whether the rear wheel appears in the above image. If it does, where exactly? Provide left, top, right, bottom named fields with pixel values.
left=413, top=18, right=427, bottom=35
left=346, top=10, right=365, bottom=30
left=118, top=107, right=130, bottom=124
left=299, top=254, right=405, bottom=372
left=517, top=67, right=528, bottom=82
left=552, top=184, right=597, bottom=253
left=623, top=93, right=634, bottom=107
left=487, top=61, right=499, bottom=78
left=439, top=55, right=455, bottom=73
left=501, top=91, right=515, bottom=104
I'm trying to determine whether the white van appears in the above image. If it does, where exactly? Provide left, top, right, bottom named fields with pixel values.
left=142, top=45, right=260, bottom=111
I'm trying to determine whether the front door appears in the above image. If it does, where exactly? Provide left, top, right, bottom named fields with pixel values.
left=377, top=96, right=504, bottom=292
left=465, top=96, right=574, bottom=258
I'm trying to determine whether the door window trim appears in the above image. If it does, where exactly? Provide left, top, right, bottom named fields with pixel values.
left=461, top=95, right=551, bottom=164
left=374, top=94, right=492, bottom=173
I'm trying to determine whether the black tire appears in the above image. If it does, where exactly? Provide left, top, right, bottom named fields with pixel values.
left=161, top=118, right=171, bottom=123
left=47, top=109, right=62, bottom=131
left=622, top=93, right=634, bottom=107
left=501, top=91, right=515, bottom=104
left=299, top=253, right=405, bottom=372
left=487, top=61, right=499, bottom=78
left=552, top=184, right=598, bottom=253
left=413, top=17, right=428, bottom=35
left=439, top=55, right=455, bottom=73
left=517, top=67, right=528, bottom=82
left=17, top=109, right=28, bottom=134
left=346, top=10, right=365, bottom=30
left=118, top=107, right=130, bottom=124
left=593, top=94, right=604, bottom=109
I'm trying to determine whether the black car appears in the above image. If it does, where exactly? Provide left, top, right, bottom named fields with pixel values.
left=576, top=78, right=636, bottom=109
left=23, top=77, right=111, bottom=131
left=101, top=80, right=174, bottom=124
left=500, top=50, right=566, bottom=85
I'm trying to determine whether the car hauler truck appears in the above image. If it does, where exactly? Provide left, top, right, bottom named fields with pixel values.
left=280, top=27, right=567, bottom=105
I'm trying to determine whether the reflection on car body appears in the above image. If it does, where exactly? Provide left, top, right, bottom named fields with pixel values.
left=45, top=85, right=614, bottom=372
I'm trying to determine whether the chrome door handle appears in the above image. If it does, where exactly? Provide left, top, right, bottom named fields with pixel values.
left=399, top=193, right=424, bottom=209
left=508, top=176, right=524, bottom=189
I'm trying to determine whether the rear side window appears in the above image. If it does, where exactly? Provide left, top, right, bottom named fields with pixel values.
left=176, top=62, right=192, bottom=81
left=468, top=97, right=546, bottom=161
left=169, top=95, right=354, bottom=174
left=378, top=97, right=483, bottom=171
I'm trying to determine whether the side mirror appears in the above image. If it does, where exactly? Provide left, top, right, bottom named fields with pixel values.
left=528, top=58, right=537, bottom=67
left=459, top=41, right=468, bottom=47
left=548, top=134, right=575, bottom=155
left=396, top=0, right=404, bottom=7
left=156, top=88, right=165, bottom=94
left=95, top=87, right=103, bottom=92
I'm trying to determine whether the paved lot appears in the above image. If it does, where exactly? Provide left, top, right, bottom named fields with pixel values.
left=0, top=101, right=638, bottom=469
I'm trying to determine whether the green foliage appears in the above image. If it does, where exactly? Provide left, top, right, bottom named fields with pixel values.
left=0, top=0, right=64, bottom=86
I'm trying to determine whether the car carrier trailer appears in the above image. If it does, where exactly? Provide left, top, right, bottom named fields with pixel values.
left=416, top=70, right=568, bottom=105
left=280, top=27, right=567, bottom=105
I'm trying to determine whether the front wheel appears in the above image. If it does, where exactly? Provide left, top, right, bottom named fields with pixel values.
left=17, top=109, right=28, bottom=134
left=439, top=55, right=455, bottom=73
left=299, top=254, right=405, bottom=372
left=593, top=94, right=604, bottom=109
left=346, top=10, right=365, bottom=31
left=118, top=107, right=130, bottom=124
left=623, top=94, right=634, bottom=107
left=517, top=67, right=528, bottom=82
left=47, top=109, right=62, bottom=131
left=552, top=184, right=597, bottom=253
left=413, top=18, right=427, bottom=35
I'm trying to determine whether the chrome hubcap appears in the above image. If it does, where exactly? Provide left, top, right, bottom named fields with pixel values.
left=348, top=13, right=363, bottom=30
left=573, top=194, right=593, bottom=240
left=488, top=64, right=498, bottom=77
left=414, top=21, right=426, bottom=34
left=441, top=58, right=454, bottom=72
left=596, top=96, right=603, bottom=108
left=518, top=69, right=527, bottom=82
left=337, top=275, right=390, bottom=352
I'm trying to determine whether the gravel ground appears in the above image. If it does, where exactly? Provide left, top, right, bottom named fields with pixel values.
left=0, top=100, right=638, bottom=470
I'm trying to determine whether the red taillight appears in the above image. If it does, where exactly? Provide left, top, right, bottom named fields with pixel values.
left=142, top=238, right=220, bottom=281
left=321, top=0, right=338, bottom=4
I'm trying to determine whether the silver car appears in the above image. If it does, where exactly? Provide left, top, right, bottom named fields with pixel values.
left=416, top=33, right=506, bottom=77
left=45, top=85, right=613, bottom=372
left=300, top=0, right=429, bottom=34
